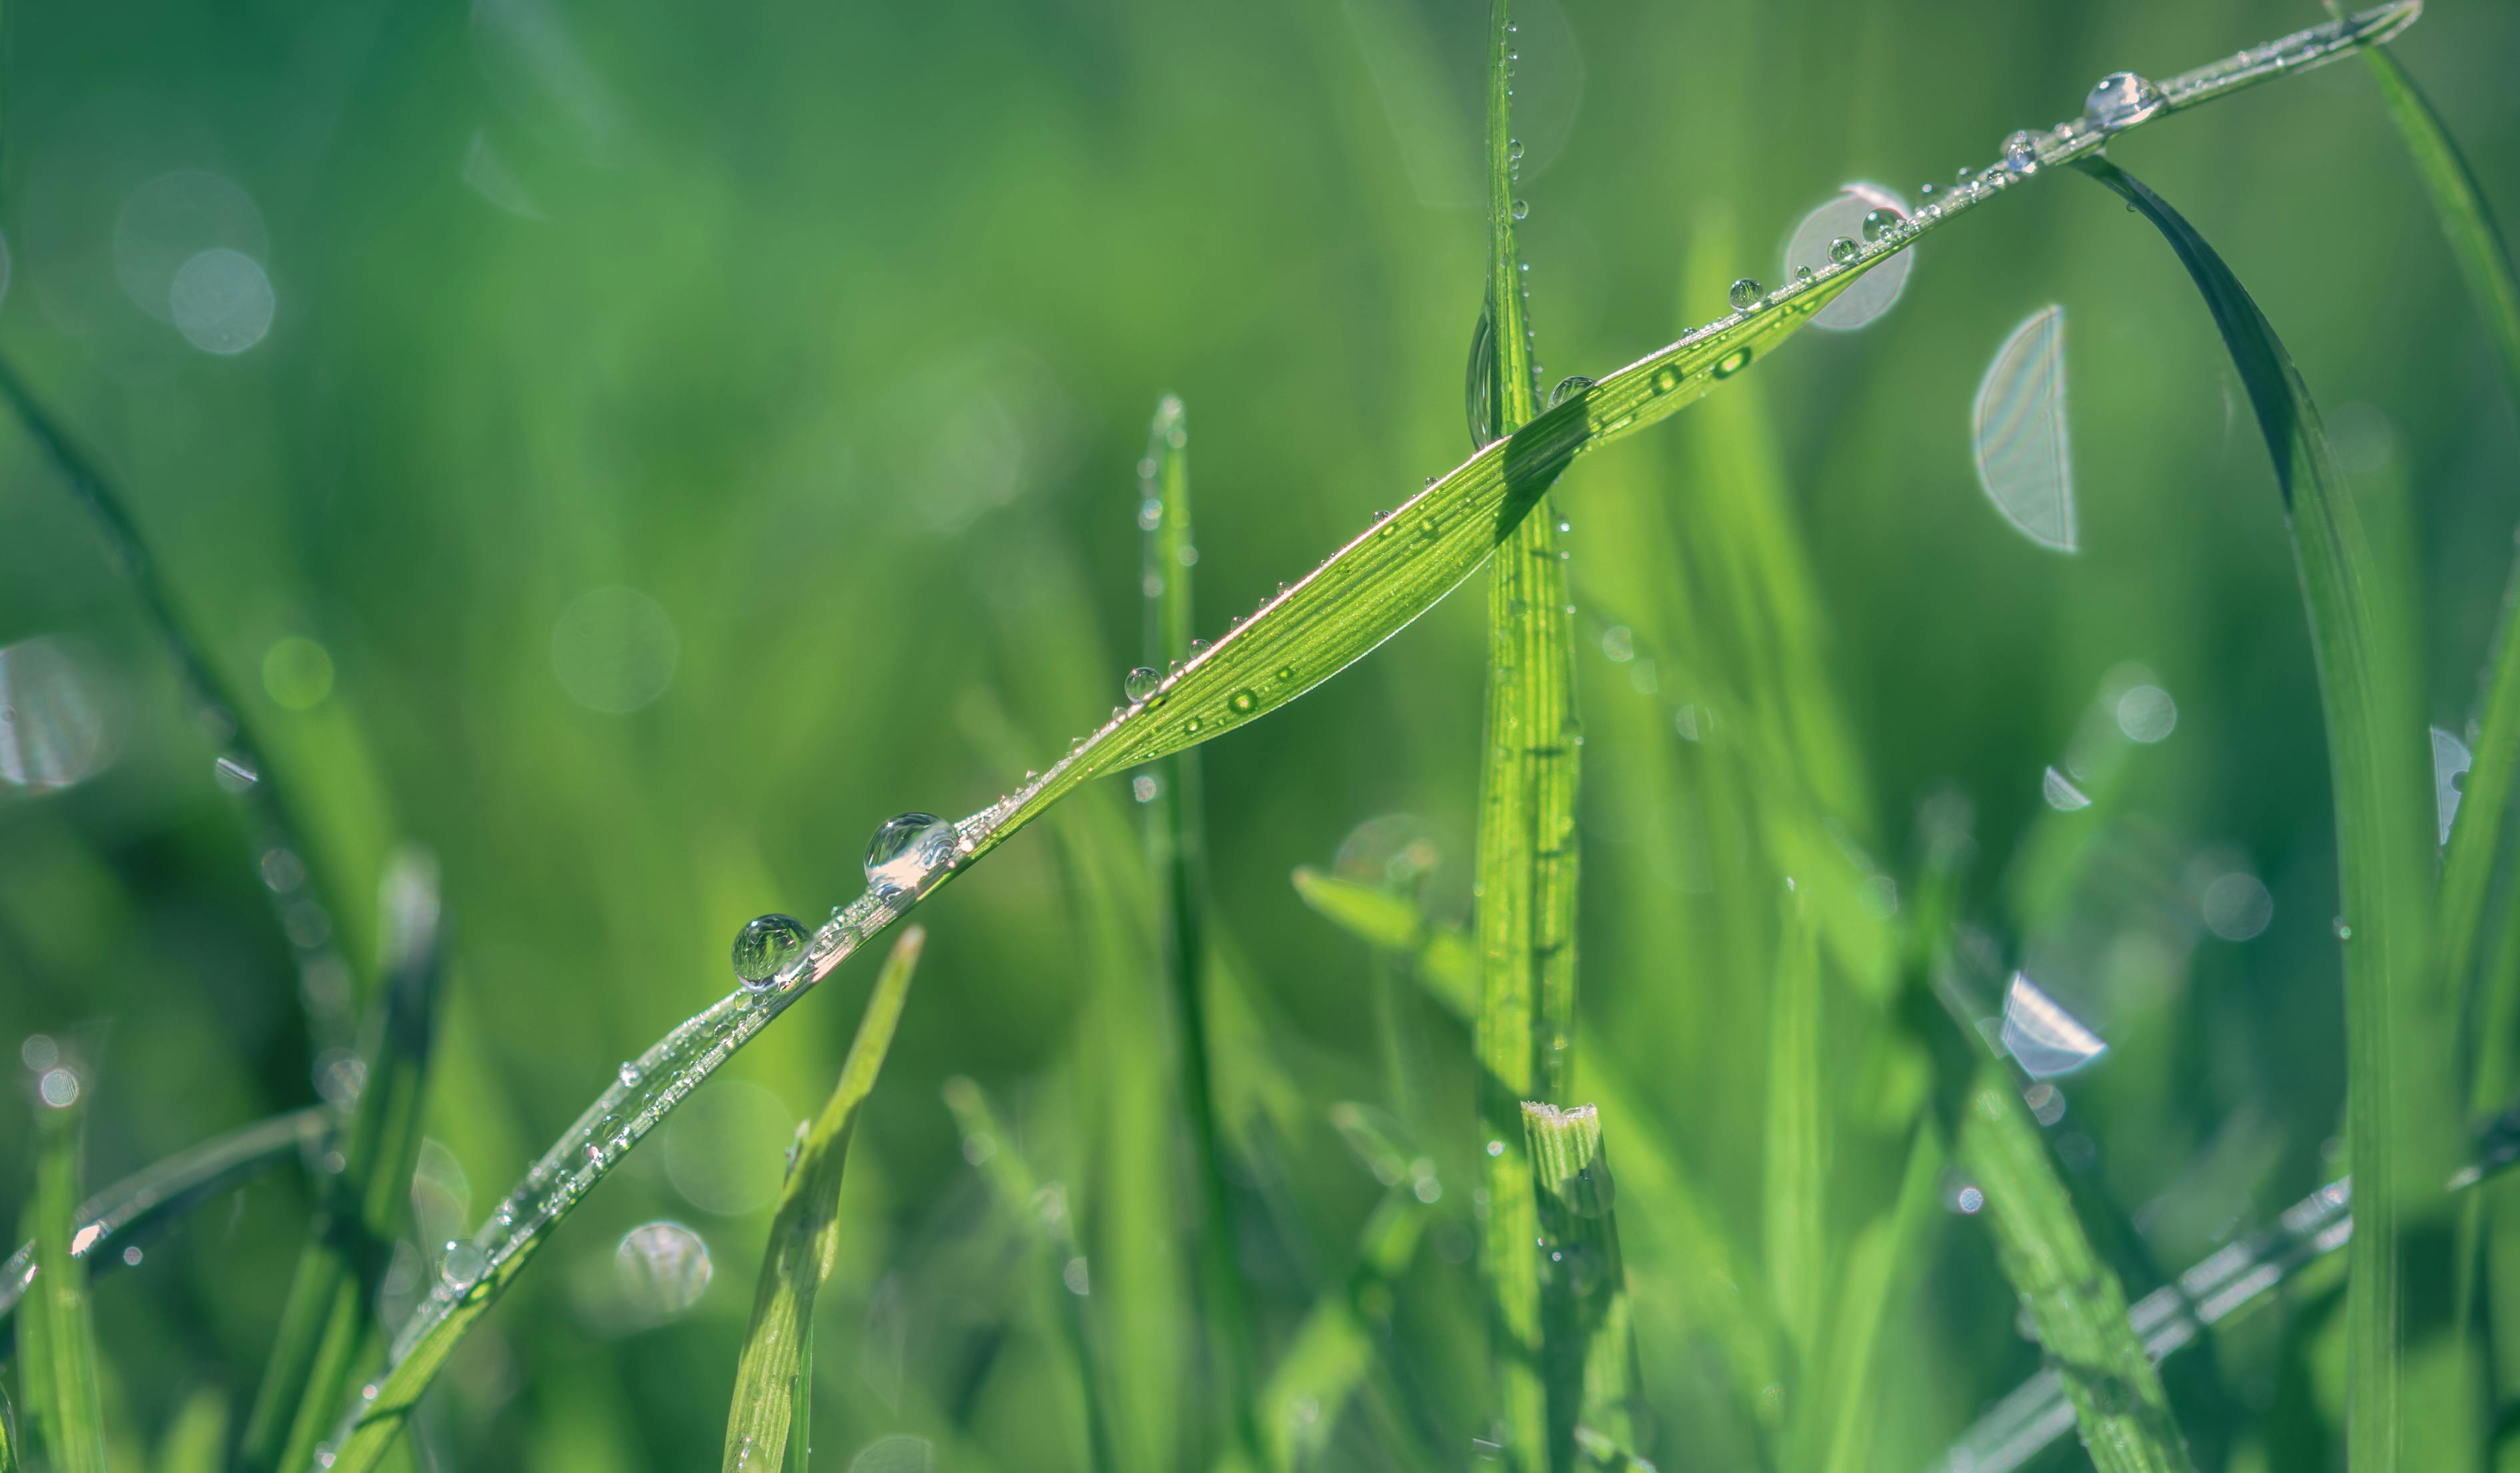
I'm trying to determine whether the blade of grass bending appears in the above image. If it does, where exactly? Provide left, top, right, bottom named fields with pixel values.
left=239, top=848, right=444, bottom=1473
left=1523, top=1104, right=1641, bottom=1470
left=2076, top=154, right=2471, bottom=1473
left=0, top=357, right=364, bottom=1058
left=1959, top=1060, right=2197, bottom=1473
left=317, top=21, right=2422, bottom=1460
left=1249, top=1188, right=1427, bottom=1472
left=1762, top=883, right=1826, bottom=1366
left=0, top=1106, right=331, bottom=1325
left=1471, top=1, right=1577, bottom=1466
left=20, top=1067, right=105, bottom=1473
left=2355, top=44, right=2520, bottom=1017
left=943, top=1076, right=1117, bottom=1473
left=722, top=927, right=925, bottom=1473
left=1139, top=396, right=1261, bottom=1468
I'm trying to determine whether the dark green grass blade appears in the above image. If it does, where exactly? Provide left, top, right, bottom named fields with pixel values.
left=239, top=850, right=444, bottom=1473
left=943, top=1076, right=1117, bottom=1473
left=1523, top=1104, right=1640, bottom=1470
left=0, top=1106, right=330, bottom=1326
left=21, top=1070, right=105, bottom=1473
left=721, top=926, right=924, bottom=1472
left=1139, top=396, right=1260, bottom=1467
left=1253, top=1188, right=1427, bottom=1471
left=0, top=357, right=364, bottom=1057
left=2357, top=45, right=2520, bottom=1019
left=1959, top=1060, right=2197, bottom=1473
left=2077, top=154, right=2470, bottom=1473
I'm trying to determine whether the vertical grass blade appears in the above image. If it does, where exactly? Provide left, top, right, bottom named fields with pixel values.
left=1959, top=1060, right=2197, bottom=1473
left=721, top=926, right=925, bottom=1473
left=1523, top=1104, right=1641, bottom=1471
left=239, top=848, right=443, bottom=1473
left=943, top=1076, right=1117, bottom=1473
left=19, top=1064, right=105, bottom=1473
left=1138, top=396, right=1261, bottom=1466
left=1472, top=2, right=1581, bottom=1467
left=154, top=1390, right=228, bottom=1473
left=1761, top=884, right=1826, bottom=1364
left=1253, top=1188, right=1428, bottom=1471
left=0, top=1380, right=15, bottom=1473
left=2076, top=155, right=2470, bottom=1473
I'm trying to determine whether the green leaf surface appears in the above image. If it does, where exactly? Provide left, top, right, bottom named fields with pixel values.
left=21, top=1070, right=106, bottom=1473
left=1523, top=1104, right=1640, bottom=1472
left=721, top=926, right=924, bottom=1472
left=1251, top=1188, right=1427, bottom=1472
left=1761, top=884, right=1825, bottom=1364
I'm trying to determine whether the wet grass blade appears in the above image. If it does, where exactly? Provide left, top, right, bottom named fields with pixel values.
left=239, top=850, right=443, bottom=1473
left=1761, top=885, right=1825, bottom=1364
left=1139, top=396, right=1261, bottom=1466
left=943, top=1076, right=1117, bottom=1473
left=1959, top=1060, right=2197, bottom=1473
left=19, top=1068, right=105, bottom=1473
left=0, top=1105, right=330, bottom=1325
left=2077, top=154, right=2469, bottom=1473
left=1523, top=1104, right=1641, bottom=1470
left=721, top=926, right=924, bottom=1473
left=1252, top=1188, right=1427, bottom=1472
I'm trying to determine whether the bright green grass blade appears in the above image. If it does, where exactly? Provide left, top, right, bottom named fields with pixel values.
left=1251, top=1188, right=1427, bottom=1472
left=721, top=926, right=924, bottom=1473
left=155, top=1388, right=227, bottom=1473
left=1761, top=884, right=1826, bottom=1364
left=0, top=1381, right=14, bottom=1473
left=2357, top=45, right=2520, bottom=1022
left=1471, top=0, right=1576, bottom=1464
left=943, top=1075, right=1117, bottom=1473
left=238, top=850, right=444, bottom=1473
left=1139, top=395, right=1261, bottom=1468
left=1523, top=1104, right=1641, bottom=1471
left=20, top=1066, right=105, bottom=1473
left=313, top=20, right=2423, bottom=1459
left=1814, top=1126, right=1943, bottom=1473
left=2077, top=154, right=2471, bottom=1473
left=0, top=356, right=365, bottom=1057
left=0, top=1106, right=330, bottom=1325
left=1958, top=1060, right=2197, bottom=1473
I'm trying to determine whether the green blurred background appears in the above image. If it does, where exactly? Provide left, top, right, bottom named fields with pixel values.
left=1, top=0, right=2516, bottom=1467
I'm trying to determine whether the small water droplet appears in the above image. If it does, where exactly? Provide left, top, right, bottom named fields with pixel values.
left=2082, top=71, right=2163, bottom=130
left=1828, top=237, right=1859, bottom=265
left=441, top=1239, right=487, bottom=1291
left=618, top=1060, right=642, bottom=1088
left=1228, top=689, right=1257, bottom=715
left=865, top=812, right=957, bottom=898
left=1546, top=374, right=1595, bottom=407
left=2334, top=917, right=2354, bottom=941
left=731, top=913, right=809, bottom=992
left=1185, top=717, right=1203, bottom=735
left=1862, top=207, right=1899, bottom=243
left=1795, top=265, right=1815, bottom=285
left=1729, top=278, right=1764, bottom=312
left=1189, top=637, right=1211, bottom=655
left=1137, top=497, right=1161, bottom=531
left=1713, top=347, right=1753, bottom=379
left=1652, top=365, right=1680, bottom=393
left=1123, top=667, right=1161, bottom=703
left=1510, top=199, right=1529, bottom=221
left=2002, top=130, right=2039, bottom=173
left=1509, top=137, right=1524, bottom=161
left=1919, top=181, right=1942, bottom=204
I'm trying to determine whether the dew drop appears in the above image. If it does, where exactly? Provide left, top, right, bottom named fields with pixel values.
left=1137, top=497, right=1162, bottom=531
left=1651, top=365, right=1680, bottom=393
left=1185, top=717, right=1203, bottom=735
left=1511, top=199, right=1529, bottom=221
left=1712, top=347, right=1752, bottom=379
left=2334, top=917, right=2354, bottom=941
left=1123, top=667, right=1160, bottom=703
left=1918, top=181, right=1942, bottom=205
left=1828, top=237, right=1859, bottom=266
left=440, top=1239, right=487, bottom=1292
left=1729, top=278, right=1764, bottom=312
left=731, top=914, right=809, bottom=992
left=1274, top=665, right=1294, bottom=681
left=865, top=812, right=957, bottom=898
left=1228, top=689, right=1258, bottom=715
left=1862, top=207, right=1898, bottom=243
left=619, top=1061, right=642, bottom=1088
left=2002, top=130, right=2039, bottom=173
left=1795, top=265, right=1815, bottom=285
left=1546, top=374, right=1595, bottom=407
left=2082, top=71, right=2164, bottom=130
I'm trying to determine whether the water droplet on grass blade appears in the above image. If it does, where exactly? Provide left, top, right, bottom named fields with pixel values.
left=616, top=1220, right=711, bottom=1321
left=865, top=812, right=956, bottom=898
left=439, top=1240, right=487, bottom=1292
left=1972, top=305, right=2075, bottom=551
left=1729, top=277, right=1764, bottom=311
left=2002, top=129, right=2039, bottom=172
left=1829, top=237, right=1859, bottom=265
left=1546, top=374, right=1594, bottom=407
left=2083, top=71, right=2165, bottom=129
left=1465, top=303, right=1495, bottom=446
left=1511, top=199, right=1529, bottom=220
left=1781, top=184, right=1915, bottom=331
left=1124, top=666, right=1161, bottom=702
left=2435, top=725, right=2473, bottom=846
left=731, top=914, right=808, bottom=991
left=1999, top=972, right=2108, bottom=1078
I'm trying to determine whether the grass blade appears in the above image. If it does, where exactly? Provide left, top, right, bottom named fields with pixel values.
left=19, top=1063, right=105, bottom=1473
left=1139, top=395, right=1261, bottom=1466
left=239, top=849, right=444, bottom=1473
left=155, top=1390, right=228, bottom=1473
left=2076, top=154, right=2471, bottom=1473
left=1761, top=884, right=1825, bottom=1364
left=0, top=1380, right=14, bottom=1473
left=721, top=926, right=925, bottom=1473
left=943, top=1076, right=1117, bottom=1473
left=1958, top=1059, right=2197, bottom=1473
left=1471, top=0, right=1577, bottom=1465
left=1252, top=1188, right=1428, bottom=1471
left=1523, top=1104, right=1641, bottom=1470
left=0, top=1106, right=330, bottom=1324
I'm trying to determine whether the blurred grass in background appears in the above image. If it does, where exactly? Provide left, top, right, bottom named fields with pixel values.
left=1, top=0, right=2517, bottom=1467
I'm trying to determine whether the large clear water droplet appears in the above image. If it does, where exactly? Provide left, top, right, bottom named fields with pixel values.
left=2001, top=130, right=2039, bottom=173
left=1546, top=374, right=1595, bottom=407
left=865, top=812, right=956, bottom=898
left=1729, top=278, right=1764, bottom=312
left=2083, top=71, right=2164, bottom=131
left=1972, top=305, right=2076, bottom=552
left=1861, top=207, right=1899, bottom=243
left=1511, top=199, right=1529, bottom=221
left=440, top=1239, right=488, bottom=1292
left=731, top=913, right=808, bottom=992
left=1464, top=302, right=1496, bottom=447
left=1125, top=666, right=1161, bottom=702
left=1828, top=237, right=1859, bottom=265
left=1999, top=972, right=2108, bottom=1079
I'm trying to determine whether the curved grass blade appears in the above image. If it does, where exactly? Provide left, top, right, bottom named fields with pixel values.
left=2075, top=153, right=2469, bottom=1473
left=1959, top=1060, right=2197, bottom=1473
left=240, top=849, right=445, bottom=1473
left=943, top=1076, right=1116, bottom=1473
left=1139, top=397, right=1261, bottom=1466
left=0, top=1106, right=331, bottom=1326
left=315, top=18, right=2423, bottom=1460
left=1524, top=1104, right=1641, bottom=1472
left=20, top=1068, right=105, bottom=1473
left=0, top=357, right=364, bottom=1058
left=722, top=926, right=924, bottom=1473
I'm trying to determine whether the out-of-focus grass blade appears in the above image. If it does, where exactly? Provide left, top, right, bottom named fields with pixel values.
left=1470, top=1, right=1576, bottom=1466
left=721, top=927, right=924, bottom=1473
left=1813, top=1126, right=1941, bottom=1473
left=943, top=1076, right=1117, bottom=1473
left=2359, top=47, right=2520, bottom=406
left=1251, top=1189, right=1427, bottom=1472
left=1523, top=1104, right=1641, bottom=1472
left=1138, top=396, right=1261, bottom=1466
left=0, top=1106, right=330, bottom=1324
left=239, top=849, right=443, bottom=1473
left=2077, top=154, right=2469, bottom=1473
left=20, top=1064, right=106, bottom=1473
left=154, top=1389, right=227, bottom=1473
left=1959, top=1060, right=2196, bottom=1473
left=0, top=1380, right=15, bottom=1473
left=1761, top=884, right=1825, bottom=1363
